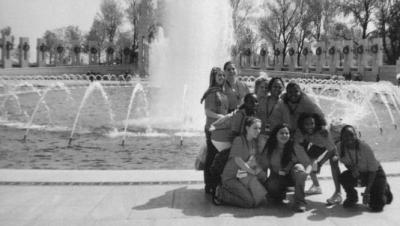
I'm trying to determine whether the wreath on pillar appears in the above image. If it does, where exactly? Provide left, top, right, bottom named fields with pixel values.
left=22, top=42, right=30, bottom=52
left=73, top=46, right=81, bottom=54
left=288, top=48, right=295, bottom=56
left=342, top=46, right=350, bottom=54
left=244, top=48, right=251, bottom=56
left=123, top=47, right=131, bottom=56
left=316, top=47, right=322, bottom=56
left=106, top=47, right=114, bottom=55
left=56, top=45, right=64, bottom=54
left=328, top=47, right=335, bottom=55
left=370, top=44, right=378, bottom=54
left=260, top=48, right=267, bottom=56
left=357, top=45, right=364, bottom=54
left=90, top=47, right=98, bottom=54
left=302, top=47, right=309, bottom=56
left=5, top=41, right=13, bottom=51
left=39, top=43, right=47, bottom=52
left=274, top=49, right=281, bottom=56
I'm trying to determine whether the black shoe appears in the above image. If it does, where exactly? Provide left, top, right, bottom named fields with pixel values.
left=343, top=197, right=358, bottom=208
left=386, top=183, right=393, bottom=205
left=212, top=186, right=222, bottom=206
left=205, top=186, right=214, bottom=195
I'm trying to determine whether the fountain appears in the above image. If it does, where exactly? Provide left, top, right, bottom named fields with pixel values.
left=0, top=0, right=399, bottom=170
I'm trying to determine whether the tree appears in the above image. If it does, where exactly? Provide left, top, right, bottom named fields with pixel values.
left=43, top=30, right=59, bottom=64
left=86, top=19, right=107, bottom=50
left=97, top=0, right=124, bottom=44
left=337, top=0, right=379, bottom=39
left=258, top=0, right=304, bottom=64
left=0, top=26, right=11, bottom=36
left=230, top=0, right=256, bottom=55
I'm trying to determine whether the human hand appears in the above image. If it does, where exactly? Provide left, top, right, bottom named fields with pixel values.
left=351, top=168, right=360, bottom=178
left=362, top=193, right=370, bottom=205
left=278, top=170, right=286, bottom=176
left=305, top=165, right=312, bottom=174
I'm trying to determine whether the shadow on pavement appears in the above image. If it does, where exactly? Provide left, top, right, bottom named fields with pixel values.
left=131, top=186, right=369, bottom=219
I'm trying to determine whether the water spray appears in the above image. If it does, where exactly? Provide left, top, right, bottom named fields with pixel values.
left=180, top=84, right=188, bottom=147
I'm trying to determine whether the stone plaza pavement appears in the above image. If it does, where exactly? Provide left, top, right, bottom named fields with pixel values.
left=0, top=162, right=399, bottom=226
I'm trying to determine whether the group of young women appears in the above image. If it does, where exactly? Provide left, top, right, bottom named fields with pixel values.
left=201, top=61, right=393, bottom=213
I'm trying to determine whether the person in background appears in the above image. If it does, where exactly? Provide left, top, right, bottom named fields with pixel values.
left=223, top=61, right=250, bottom=113
left=254, top=76, right=269, bottom=150
left=338, top=125, right=393, bottom=212
left=294, top=113, right=342, bottom=205
left=213, top=117, right=267, bottom=208
left=201, top=67, right=229, bottom=195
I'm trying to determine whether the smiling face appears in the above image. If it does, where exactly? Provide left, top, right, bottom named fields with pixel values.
left=286, top=84, right=302, bottom=103
left=244, top=94, right=259, bottom=115
left=215, top=70, right=225, bottom=86
left=224, top=63, right=237, bottom=78
left=276, top=127, right=290, bottom=145
left=256, top=81, right=268, bottom=97
left=303, top=117, right=316, bottom=135
left=246, top=120, right=262, bottom=140
left=270, top=79, right=284, bottom=98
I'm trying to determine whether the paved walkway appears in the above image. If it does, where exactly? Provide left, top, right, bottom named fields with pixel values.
left=0, top=162, right=398, bottom=226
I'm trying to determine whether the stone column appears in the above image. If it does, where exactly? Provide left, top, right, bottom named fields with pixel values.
left=356, top=39, right=367, bottom=76
left=370, top=38, right=383, bottom=76
left=327, top=41, right=338, bottom=75
left=342, top=40, right=353, bottom=75
left=36, top=38, right=47, bottom=67
left=70, top=41, right=81, bottom=65
left=243, top=45, right=252, bottom=68
left=315, top=42, right=325, bottom=73
left=122, top=46, right=131, bottom=64
left=88, top=41, right=100, bottom=65
left=1, top=35, right=13, bottom=68
left=287, top=44, right=296, bottom=72
left=106, top=44, right=115, bottom=65
left=274, top=44, right=284, bottom=71
left=55, top=42, right=65, bottom=66
left=259, top=44, right=268, bottom=69
left=18, top=37, right=30, bottom=68
left=301, top=43, right=312, bottom=73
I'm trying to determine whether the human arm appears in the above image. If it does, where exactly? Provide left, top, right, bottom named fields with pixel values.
left=205, top=108, right=224, bottom=119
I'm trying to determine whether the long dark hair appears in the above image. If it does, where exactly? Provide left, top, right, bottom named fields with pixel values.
left=297, top=112, right=327, bottom=134
left=200, top=67, right=224, bottom=103
left=339, top=124, right=359, bottom=158
left=263, top=123, right=294, bottom=167
left=267, top=77, right=285, bottom=91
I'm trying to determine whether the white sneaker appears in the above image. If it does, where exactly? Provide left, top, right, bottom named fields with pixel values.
left=327, top=192, right=342, bottom=205
left=305, top=185, right=322, bottom=195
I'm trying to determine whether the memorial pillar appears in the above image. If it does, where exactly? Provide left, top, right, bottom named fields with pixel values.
left=274, top=44, right=284, bottom=71
left=370, top=38, right=383, bottom=76
left=55, top=42, right=65, bottom=66
left=18, top=37, right=30, bottom=67
left=88, top=41, right=100, bottom=65
left=301, top=43, right=311, bottom=73
left=36, top=38, right=47, bottom=67
left=342, top=40, right=353, bottom=75
left=70, top=41, right=81, bottom=65
left=287, top=44, right=296, bottom=72
left=1, top=35, right=13, bottom=68
left=315, top=42, right=326, bottom=73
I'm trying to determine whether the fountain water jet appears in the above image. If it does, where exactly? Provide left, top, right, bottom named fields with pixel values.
left=121, top=83, right=145, bottom=146
left=68, top=81, right=116, bottom=146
